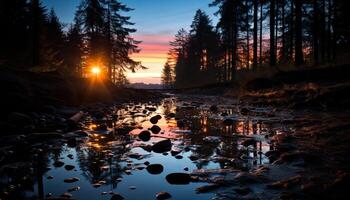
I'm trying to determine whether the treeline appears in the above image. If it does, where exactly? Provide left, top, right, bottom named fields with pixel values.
left=162, top=0, right=350, bottom=89
left=0, top=0, right=142, bottom=85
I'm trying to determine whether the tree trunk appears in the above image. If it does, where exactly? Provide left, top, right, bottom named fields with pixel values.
left=32, top=0, right=40, bottom=68
left=294, top=0, right=303, bottom=66
left=270, top=0, right=276, bottom=66
left=313, top=0, right=319, bottom=65
left=253, top=0, right=258, bottom=69
left=281, top=0, right=286, bottom=63
left=260, top=0, right=263, bottom=66
left=246, top=0, right=250, bottom=69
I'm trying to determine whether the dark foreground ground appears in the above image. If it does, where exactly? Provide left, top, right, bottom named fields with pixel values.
left=0, top=65, right=349, bottom=200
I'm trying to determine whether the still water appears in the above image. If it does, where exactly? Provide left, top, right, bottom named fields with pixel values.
left=1, top=95, right=294, bottom=200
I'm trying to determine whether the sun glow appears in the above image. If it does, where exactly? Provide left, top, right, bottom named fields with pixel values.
left=91, top=66, right=101, bottom=76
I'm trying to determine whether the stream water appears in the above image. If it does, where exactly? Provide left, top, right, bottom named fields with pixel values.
left=1, top=95, right=295, bottom=200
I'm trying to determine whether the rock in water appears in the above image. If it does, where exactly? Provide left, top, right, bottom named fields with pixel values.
left=150, top=125, right=161, bottom=134
left=111, top=194, right=124, bottom=200
left=64, top=165, right=75, bottom=171
left=209, top=105, right=218, bottom=112
left=156, top=192, right=172, bottom=200
left=146, top=164, right=164, bottom=175
left=150, top=115, right=162, bottom=124
left=165, top=173, right=191, bottom=185
left=64, top=177, right=80, bottom=183
left=138, top=130, right=151, bottom=142
left=152, top=140, right=172, bottom=153
left=223, top=118, right=234, bottom=126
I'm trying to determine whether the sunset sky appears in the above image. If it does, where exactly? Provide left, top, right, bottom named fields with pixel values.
left=43, top=0, right=217, bottom=84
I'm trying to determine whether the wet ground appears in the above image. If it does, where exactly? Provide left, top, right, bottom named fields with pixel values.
left=0, top=94, right=349, bottom=200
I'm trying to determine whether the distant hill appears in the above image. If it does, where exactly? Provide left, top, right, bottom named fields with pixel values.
left=127, top=82, right=164, bottom=90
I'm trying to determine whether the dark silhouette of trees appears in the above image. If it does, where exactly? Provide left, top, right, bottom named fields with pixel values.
left=0, top=0, right=141, bottom=86
left=161, top=62, right=174, bottom=89
left=166, top=10, right=220, bottom=88
left=168, top=0, right=350, bottom=89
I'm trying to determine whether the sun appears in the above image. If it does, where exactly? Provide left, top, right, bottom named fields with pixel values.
left=91, top=66, right=101, bottom=75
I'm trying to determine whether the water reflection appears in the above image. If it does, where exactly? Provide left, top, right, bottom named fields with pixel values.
left=0, top=96, right=292, bottom=200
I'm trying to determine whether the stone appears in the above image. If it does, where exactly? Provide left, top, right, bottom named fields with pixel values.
left=64, top=165, right=75, bottom=171
left=146, top=164, right=164, bottom=175
left=152, top=139, right=172, bottom=153
left=138, top=130, right=151, bottom=142
left=156, top=192, right=172, bottom=200
left=64, top=177, right=79, bottom=183
left=150, top=125, right=161, bottom=134
left=210, top=105, right=218, bottom=112
left=110, top=194, right=124, bottom=200
left=150, top=115, right=162, bottom=124
left=223, top=118, right=234, bottom=126
left=53, top=161, right=65, bottom=168
left=165, top=173, right=191, bottom=185
left=61, top=192, right=73, bottom=198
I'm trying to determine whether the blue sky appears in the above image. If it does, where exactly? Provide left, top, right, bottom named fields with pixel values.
left=43, top=0, right=218, bottom=83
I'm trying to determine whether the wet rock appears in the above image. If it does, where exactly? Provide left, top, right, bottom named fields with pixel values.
left=67, top=154, right=74, bottom=159
left=242, top=139, right=256, bottom=147
left=129, top=186, right=136, bottom=190
left=189, top=155, right=199, bottom=161
left=67, top=186, right=80, bottom=192
left=150, top=115, right=162, bottom=124
left=175, top=155, right=183, bottom=159
left=196, top=184, right=221, bottom=193
left=166, top=173, right=191, bottom=185
left=64, top=165, right=75, bottom=171
left=150, top=125, right=161, bottom=134
left=240, top=108, right=250, bottom=115
left=210, top=105, right=218, bottom=112
left=171, top=148, right=181, bottom=156
left=152, top=139, right=172, bottom=153
left=61, top=192, right=73, bottom=198
left=64, top=177, right=80, bottom=183
left=144, top=161, right=150, bottom=165
left=221, top=112, right=228, bottom=117
left=146, top=164, right=164, bottom=175
left=7, top=112, right=32, bottom=126
left=128, top=153, right=143, bottom=159
left=53, top=161, right=65, bottom=168
left=223, top=118, right=234, bottom=126
left=47, top=175, right=54, bottom=179
left=167, top=113, right=176, bottom=118
left=147, top=107, right=157, bottom=112
left=110, top=194, right=124, bottom=200
left=138, top=130, right=151, bottom=142
left=156, top=192, right=172, bottom=200
left=184, top=167, right=189, bottom=171
left=93, top=183, right=102, bottom=188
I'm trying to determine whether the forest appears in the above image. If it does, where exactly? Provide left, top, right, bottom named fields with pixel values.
left=1, top=1, right=350, bottom=200
left=162, top=0, right=350, bottom=88
left=0, top=0, right=143, bottom=86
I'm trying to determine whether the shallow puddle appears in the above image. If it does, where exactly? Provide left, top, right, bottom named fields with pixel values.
left=1, top=95, right=295, bottom=200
